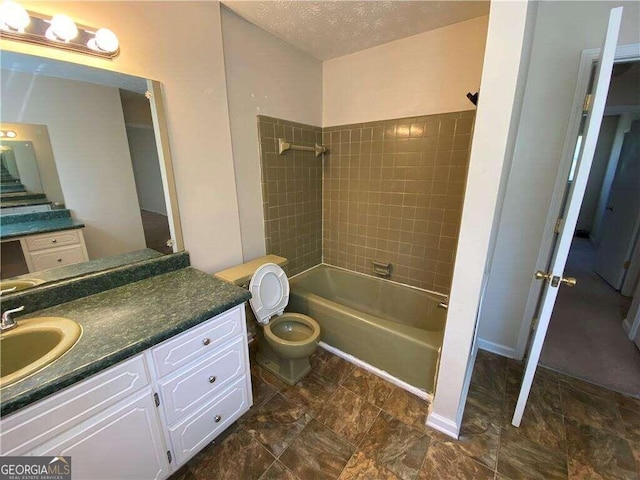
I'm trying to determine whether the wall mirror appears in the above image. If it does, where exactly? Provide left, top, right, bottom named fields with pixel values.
left=0, top=50, right=183, bottom=292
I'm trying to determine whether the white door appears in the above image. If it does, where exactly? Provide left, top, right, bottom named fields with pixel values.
left=594, top=120, right=640, bottom=292
left=512, top=7, right=623, bottom=427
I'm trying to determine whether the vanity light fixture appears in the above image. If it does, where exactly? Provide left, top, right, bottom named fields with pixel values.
left=0, top=1, right=119, bottom=59
left=0, top=130, right=17, bottom=138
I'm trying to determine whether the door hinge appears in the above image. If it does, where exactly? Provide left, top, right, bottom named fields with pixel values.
left=154, top=392, right=160, bottom=407
left=167, top=450, right=172, bottom=463
left=583, top=93, right=593, bottom=113
left=554, top=218, right=563, bottom=234
left=624, top=260, right=631, bottom=269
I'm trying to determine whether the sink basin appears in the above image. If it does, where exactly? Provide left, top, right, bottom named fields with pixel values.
left=1, top=317, right=82, bottom=387
left=0, top=279, right=45, bottom=292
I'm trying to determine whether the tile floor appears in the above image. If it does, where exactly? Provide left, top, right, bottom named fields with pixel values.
left=170, top=348, right=640, bottom=480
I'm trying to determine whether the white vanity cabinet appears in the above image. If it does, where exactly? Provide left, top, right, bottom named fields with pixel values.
left=0, top=304, right=253, bottom=479
left=18, top=228, right=89, bottom=272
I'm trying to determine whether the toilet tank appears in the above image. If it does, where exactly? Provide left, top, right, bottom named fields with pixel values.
left=214, top=254, right=288, bottom=338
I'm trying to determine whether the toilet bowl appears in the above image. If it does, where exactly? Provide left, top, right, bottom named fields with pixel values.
left=249, top=263, right=320, bottom=385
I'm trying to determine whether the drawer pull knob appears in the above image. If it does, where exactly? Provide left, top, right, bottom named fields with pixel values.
left=57, top=258, right=62, bottom=262
left=51, top=239, right=57, bottom=243
left=214, top=415, right=222, bottom=423
left=209, top=376, right=217, bottom=384
left=202, top=338, right=211, bottom=346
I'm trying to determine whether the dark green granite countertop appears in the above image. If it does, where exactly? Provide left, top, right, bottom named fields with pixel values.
left=11, top=248, right=163, bottom=285
left=0, top=267, right=250, bottom=416
left=0, top=217, right=85, bottom=240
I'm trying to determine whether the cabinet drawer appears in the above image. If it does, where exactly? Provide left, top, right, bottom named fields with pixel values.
left=168, top=377, right=250, bottom=466
left=160, top=336, right=246, bottom=425
left=31, top=245, right=86, bottom=270
left=151, top=306, right=244, bottom=378
left=0, top=355, right=149, bottom=455
left=25, top=229, right=81, bottom=251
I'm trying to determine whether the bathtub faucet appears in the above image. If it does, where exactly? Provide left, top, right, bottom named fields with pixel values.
left=437, top=302, right=448, bottom=310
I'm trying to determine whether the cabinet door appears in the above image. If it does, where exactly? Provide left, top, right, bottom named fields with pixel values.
left=31, top=388, right=170, bottom=480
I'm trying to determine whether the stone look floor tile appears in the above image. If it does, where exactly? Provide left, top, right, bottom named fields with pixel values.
left=189, top=428, right=274, bottom=480
left=560, top=384, right=626, bottom=436
left=239, top=393, right=311, bottom=457
left=258, top=461, right=299, bottom=480
left=279, top=370, right=338, bottom=416
left=251, top=373, right=278, bottom=409
left=359, top=411, right=430, bottom=480
left=251, top=362, right=288, bottom=391
left=558, top=374, right=618, bottom=401
left=417, top=438, right=494, bottom=480
left=169, top=466, right=197, bottom=480
left=502, top=394, right=565, bottom=450
left=458, top=401, right=501, bottom=470
left=497, top=426, right=568, bottom=480
left=316, top=386, right=381, bottom=445
left=616, top=393, right=640, bottom=411
left=279, top=419, right=355, bottom=480
left=505, top=362, right=562, bottom=414
left=565, top=418, right=638, bottom=480
left=342, top=367, right=396, bottom=407
left=311, top=348, right=356, bottom=386
left=471, top=350, right=507, bottom=394
left=620, top=407, right=640, bottom=443
left=338, top=450, right=402, bottom=480
left=382, top=387, right=430, bottom=432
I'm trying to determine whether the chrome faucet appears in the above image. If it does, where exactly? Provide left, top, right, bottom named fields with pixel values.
left=1, top=306, right=25, bottom=332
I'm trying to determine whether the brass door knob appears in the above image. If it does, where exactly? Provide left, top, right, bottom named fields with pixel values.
left=561, top=277, right=577, bottom=287
left=534, top=270, right=551, bottom=281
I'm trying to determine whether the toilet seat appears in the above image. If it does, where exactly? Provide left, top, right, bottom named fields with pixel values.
left=249, top=263, right=290, bottom=324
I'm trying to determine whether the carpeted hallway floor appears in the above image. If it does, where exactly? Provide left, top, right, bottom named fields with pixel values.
left=540, top=237, right=640, bottom=398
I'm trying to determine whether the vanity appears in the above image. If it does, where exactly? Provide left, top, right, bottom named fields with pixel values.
left=0, top=36, right=240, bottom=480
left=0, top=265, right=253, bottom=479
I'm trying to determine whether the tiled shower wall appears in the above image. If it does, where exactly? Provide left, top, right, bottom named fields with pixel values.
left=322, top=111, right=475, bottom=294
left=257, top=115, right=323, bottom=276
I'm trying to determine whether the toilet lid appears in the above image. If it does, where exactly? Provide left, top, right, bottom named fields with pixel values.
left=249, top=263, right=290, bottom=324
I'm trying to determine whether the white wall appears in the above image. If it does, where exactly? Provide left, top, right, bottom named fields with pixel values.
left=322, top=16, right=489, bottom=127
left=478, top=1, right=640, bottom=356
left=220, top=6, right=323, bottom=261
left=427, top=1, right=535, bottom=438
left=1, top=71, right=146, bottom=259
left=576, top=115, right=619, bottom=231
left=2, top=1, right=244, bottom=273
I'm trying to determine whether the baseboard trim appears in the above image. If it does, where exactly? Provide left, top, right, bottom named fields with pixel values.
left=477, top=338, right=518, bottom=359
left=426, top=411, right=460, bottom=439
left=318, top=341, right=432, bottom=402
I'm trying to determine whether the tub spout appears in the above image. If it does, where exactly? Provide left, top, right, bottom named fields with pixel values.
left=438, top=302, right=448, bottom=310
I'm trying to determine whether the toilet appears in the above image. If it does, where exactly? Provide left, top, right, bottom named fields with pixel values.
left=214, top=255, right=321, bottom=386
left=248, top=263, right=320, bottom=385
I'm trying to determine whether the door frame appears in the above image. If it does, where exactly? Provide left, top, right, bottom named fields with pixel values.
left=514, top=43, right=640, bottom=359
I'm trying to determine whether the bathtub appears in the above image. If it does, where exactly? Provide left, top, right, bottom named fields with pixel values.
left=287, top=264, right=446, bottom=393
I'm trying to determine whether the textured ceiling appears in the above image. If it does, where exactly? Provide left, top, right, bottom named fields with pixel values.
left=222, top=1, right=490, bottom=60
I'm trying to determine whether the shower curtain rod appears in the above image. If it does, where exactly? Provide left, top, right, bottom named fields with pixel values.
left=278, top=138, right=326, bottom=157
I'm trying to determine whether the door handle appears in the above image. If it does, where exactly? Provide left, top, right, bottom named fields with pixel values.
left=535, top=270, right=577, bottom=287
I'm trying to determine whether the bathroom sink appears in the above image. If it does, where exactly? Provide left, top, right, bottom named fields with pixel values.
left=0, top=317, right=82, bottom=388
left=0, top=279, right=45, bottom=292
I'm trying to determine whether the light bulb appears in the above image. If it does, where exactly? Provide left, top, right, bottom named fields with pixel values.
left=47, top=13, right=77, bottom=42
left=91, top=27, right=118, bottom=53
left=0, top=0, right=30, bottom=32
left=6, top=131, right=17, bottom=138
